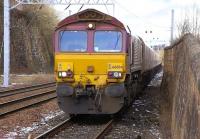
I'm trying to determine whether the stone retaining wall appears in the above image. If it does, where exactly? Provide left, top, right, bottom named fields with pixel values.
left=162, top=34, right=200, bottom=139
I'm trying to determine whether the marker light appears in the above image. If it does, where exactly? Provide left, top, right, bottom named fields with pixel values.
left=58, top=72, right=62, bottom=77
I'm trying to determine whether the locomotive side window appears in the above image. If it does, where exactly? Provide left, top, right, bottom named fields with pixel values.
left=94, top=31, right=122, bottom=52
left=59, top=31, right=87, bottom=52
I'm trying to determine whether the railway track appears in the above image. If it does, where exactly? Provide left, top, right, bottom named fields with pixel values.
left=34, top=118, right=73, bottom=139
left=0, top=82, right=55, bottom=98
left=0, top=82, right=56, bottom=117
left=94, top=119, right=114, bottom=139
left=34, top=118, right=114, bottom=139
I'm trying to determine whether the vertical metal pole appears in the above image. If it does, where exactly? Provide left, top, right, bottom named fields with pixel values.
left=170, top=9, right=174, bottom=44
left=3, top=0, right=10, bottom=87
left=69, top=10, right=72, bottom=16
left=112, top=4, right=115, bottom=16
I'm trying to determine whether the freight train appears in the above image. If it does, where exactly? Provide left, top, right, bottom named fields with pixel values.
left=54, top=9, right=161, bottom=115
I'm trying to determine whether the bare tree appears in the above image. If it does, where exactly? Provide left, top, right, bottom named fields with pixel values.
left=177, top=18, right=191, bottom=37
left=177, top=4, right=200, bottom=39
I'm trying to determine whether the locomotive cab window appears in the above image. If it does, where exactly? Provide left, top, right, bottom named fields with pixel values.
left=94, top=31, right=122, bottom=52
left=59, top=31, right=87, bottom=52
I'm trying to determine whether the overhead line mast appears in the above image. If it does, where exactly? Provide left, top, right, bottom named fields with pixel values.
left=2, top=0, right=115, bottom=87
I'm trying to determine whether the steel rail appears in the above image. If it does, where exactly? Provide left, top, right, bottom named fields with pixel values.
left=34, top=118, right=73, bottom=139
left=94, top=119, right=114, bottom=139
left=0, top=89, right=56, bottom=117
left=34, top=118, right=114, bottom=139
left=0, top=82, right=55, bottom=98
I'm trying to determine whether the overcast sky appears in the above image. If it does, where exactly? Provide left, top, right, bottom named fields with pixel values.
left=54, top=0, right=200, bottom=46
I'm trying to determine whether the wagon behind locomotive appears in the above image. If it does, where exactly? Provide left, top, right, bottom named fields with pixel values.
left=128, top=36, right=161, bottom=87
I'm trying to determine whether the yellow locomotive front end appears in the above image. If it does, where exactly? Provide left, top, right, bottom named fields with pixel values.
left=55, top=53, right=126, bottom=87
left=54, top=9, right=128, bottom=114
left=55, top=54, right=126, bottom=114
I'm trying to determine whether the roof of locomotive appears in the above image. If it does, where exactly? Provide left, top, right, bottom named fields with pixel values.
left=56, top=9, right=126, bottom=30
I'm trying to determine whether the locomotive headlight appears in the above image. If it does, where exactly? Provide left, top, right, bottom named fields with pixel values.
left=58, top=70, right=73, bottom=78
left=114, top=72, right=122, bottom=78
left=108, top=71, right=122, bottom=79
left=58, top=71, right=67, bottom=78
left=61, top=72, right=67, bottom=77
left=113, top=72, right=119, bottom=78
left=88, top=23, right=93, bottom=28
left=88, top=23, right=95, bottom=29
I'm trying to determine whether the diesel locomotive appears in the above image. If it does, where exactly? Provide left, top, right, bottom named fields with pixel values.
left=54, top=9, right=161, bottom=114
